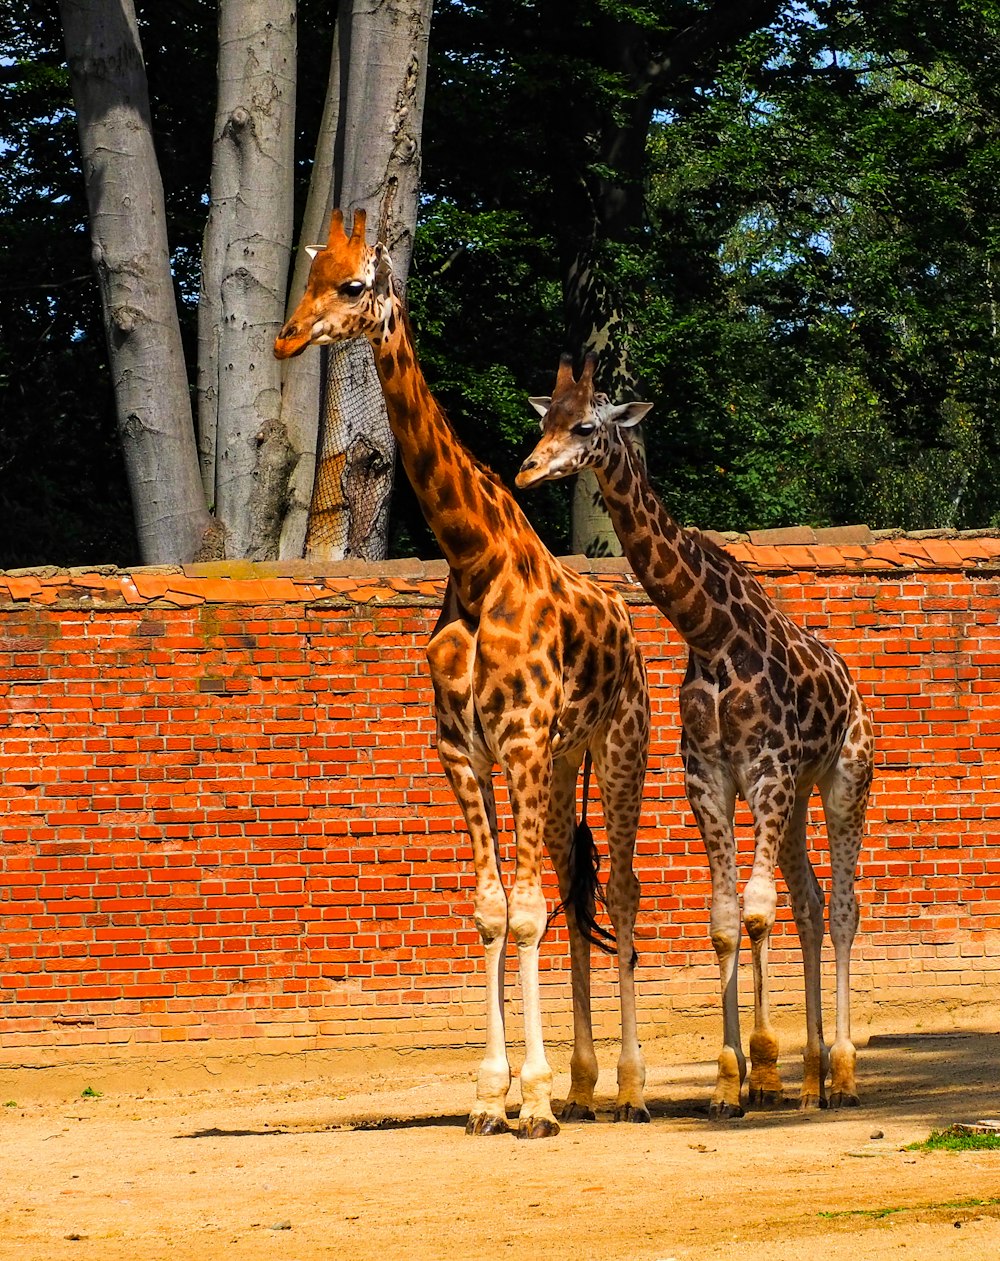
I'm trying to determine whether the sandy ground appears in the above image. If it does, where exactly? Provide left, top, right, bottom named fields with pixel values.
left=1, top=1028, right=999, bottom=1261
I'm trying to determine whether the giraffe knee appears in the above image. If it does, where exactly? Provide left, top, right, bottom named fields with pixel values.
left=710, top=927, right=739, bottom=961
left=473, top=891, right=508, bottom=945
left=743, top=877, right=777, bottom=942
left=508, top=888, right=546, bottom=948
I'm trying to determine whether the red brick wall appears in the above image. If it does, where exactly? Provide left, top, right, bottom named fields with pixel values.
left=1, top=532, right=999, bottom=1066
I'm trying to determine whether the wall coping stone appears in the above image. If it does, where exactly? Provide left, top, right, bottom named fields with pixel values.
left=3, top=527, right=1000, bottom=610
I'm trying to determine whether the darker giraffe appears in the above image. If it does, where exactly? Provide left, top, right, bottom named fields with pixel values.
left=275, top=214, right=652, bottom=1137
left=517, top=353, right=875, bottom=1116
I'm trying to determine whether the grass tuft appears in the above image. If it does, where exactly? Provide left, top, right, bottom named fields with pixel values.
left=906, top=1126, right=1000, bottom=1153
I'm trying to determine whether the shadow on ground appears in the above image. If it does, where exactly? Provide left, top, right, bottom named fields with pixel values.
left=173, top=1030, right=999, bottom=1141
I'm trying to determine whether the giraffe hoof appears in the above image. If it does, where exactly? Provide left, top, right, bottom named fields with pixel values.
left=709, top=1100, right=745, bottom=1120
left=465, top=1113, right=510, bottom=1136
left=560, top=1101, right=597, bottom=1122
left=748, top=1087, right=784, bottom=1109
left=828, top=1091, right=860, bottom=1110
left=799, top=1092, right=827, bottom=1111
left=614, top=1103, right=650, bottom=1124
left=516, top=1116, right=560, bottom=1140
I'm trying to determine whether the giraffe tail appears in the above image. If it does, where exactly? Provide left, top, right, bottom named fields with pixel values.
left=545, top=752, right=621, bottom=958
left=565, top=813, right=617, bottom=956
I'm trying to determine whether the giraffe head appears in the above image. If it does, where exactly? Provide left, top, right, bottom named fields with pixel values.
left=273, top=209, right=393, bottom=359
left=515, top=353, right=651, bottom=489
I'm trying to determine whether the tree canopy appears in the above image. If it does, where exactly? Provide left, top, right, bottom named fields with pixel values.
left=3, top=0, right=1000, bottom=567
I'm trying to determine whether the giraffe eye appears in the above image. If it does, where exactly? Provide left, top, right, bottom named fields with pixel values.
left=572, top=422, right=596, bottom=437
left=341, top=280, right=366, bottom=298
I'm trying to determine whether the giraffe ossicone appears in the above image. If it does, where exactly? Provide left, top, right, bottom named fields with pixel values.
left=276, top=212, right=654, bottom=1137
left=519, top=354, right=875, bottom=1117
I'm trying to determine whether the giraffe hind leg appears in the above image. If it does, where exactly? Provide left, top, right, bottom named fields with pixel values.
left=593, top=689, right=650, bottom=1125
left=779, top=796, right=830, bottom=1110
left=543, top=753, right=599, bottom=1123
left=820, top=736, right=872, bottom=1109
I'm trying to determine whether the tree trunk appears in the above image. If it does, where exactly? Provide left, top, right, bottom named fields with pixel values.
left=564, top=247, right=647, bottom=557
left=276, top=12, right=345, bottom=559
left=59, top=0, right=213, bottom=564
left=558, top=3, right=784, bottom=555
left=198, top=0, right=297, bottom=560
left=279, top=0, right=432, bottom=561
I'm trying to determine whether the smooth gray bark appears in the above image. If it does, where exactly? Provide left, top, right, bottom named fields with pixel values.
left=278, top=0, right=433, bottom=560
left=276, top=14, right=345, bottom=559
left=198, top=0, right=297, bottom=559
left=59, top=0, right=213, bottom=564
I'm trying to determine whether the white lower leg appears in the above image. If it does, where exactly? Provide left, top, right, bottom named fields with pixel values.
left=516, top=938, right=558, bottom=1137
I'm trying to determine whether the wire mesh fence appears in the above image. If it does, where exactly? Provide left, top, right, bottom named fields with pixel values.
left=305, top=340, right=395, bottom=560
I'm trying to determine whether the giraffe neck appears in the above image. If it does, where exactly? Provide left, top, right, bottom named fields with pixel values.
left=594, top=435, right=742, bottom=654
left=367, top=296, right=544, bottom=613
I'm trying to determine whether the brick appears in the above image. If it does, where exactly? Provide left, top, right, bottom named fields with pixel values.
left=0, top=553, right=997, bottom=1054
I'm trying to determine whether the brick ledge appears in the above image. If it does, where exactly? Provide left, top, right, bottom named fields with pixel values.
left=2, top=527, right=999, bottom=609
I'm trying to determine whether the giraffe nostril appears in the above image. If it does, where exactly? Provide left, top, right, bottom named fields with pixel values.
left=520, top=457, right=537, bottom=473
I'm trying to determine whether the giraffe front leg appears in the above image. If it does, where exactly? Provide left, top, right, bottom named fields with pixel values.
left=709, top=892, right=746, bottom=1119
left=506, top=742, right=560, bottom=1140
left=509, top=879, right=559, bottom=1138
left=469, top=882, right=514, bottom=1139
left=428, top=598, right=513, bottom=1135
left=686, top=761, right=745, bottom=1119
left=454, top=772, right=512, bottom=1136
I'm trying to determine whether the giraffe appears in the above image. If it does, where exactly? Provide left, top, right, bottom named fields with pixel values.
left=516, top=353, right=875, bottom=1117
left=274, top=213, right=652, bottom=1137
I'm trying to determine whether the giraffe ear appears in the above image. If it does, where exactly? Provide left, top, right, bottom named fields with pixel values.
left=304, top=245, right=321, bottom=260
left=609, top=401, right=652, bottom=429
left=528, top=396, right=551, bottom=422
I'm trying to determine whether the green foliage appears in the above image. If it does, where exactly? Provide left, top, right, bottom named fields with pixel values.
left=399, top=203, right=570, bottom=554
left=5, top=0, right=1000, bottom=564
left=415, top=0, right=1000, bottom=543
left=906, top=1126, right=1000, bottom=1152
left=612, top=3, right=1000, bottom=530
left=79, top=1085, right=102, bottom=1099
left=819, top=1194, right=1000, bottom=1219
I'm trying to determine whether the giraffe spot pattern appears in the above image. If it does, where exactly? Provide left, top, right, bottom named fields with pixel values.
left=522, top=353, right=876, bottom=1115
left=278, top=214, right=655, bottom=1128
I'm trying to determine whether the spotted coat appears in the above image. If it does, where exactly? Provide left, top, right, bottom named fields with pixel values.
left=518, top=353, right=875, bottom=1116
left=276, top=213, right=652, bottom=1137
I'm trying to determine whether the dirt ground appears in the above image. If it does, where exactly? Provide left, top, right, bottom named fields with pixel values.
left=1, top=1026, right=999, bottom=1261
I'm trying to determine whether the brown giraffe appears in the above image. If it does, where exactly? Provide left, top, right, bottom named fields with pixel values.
left=274, top=213, right=651, bottom=1137
left=517, top=353, right=875, bottom=1116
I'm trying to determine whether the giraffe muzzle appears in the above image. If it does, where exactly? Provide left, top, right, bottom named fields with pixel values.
left=515, top=457, right=544, bottom=489
left=273, top=322, right=309, bottom=359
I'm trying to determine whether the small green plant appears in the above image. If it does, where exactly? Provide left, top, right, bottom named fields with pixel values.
left=80, top=1085, right=102, bottom=1100
left=3, top=1100, right=17, bottom=1108
left=906, top=1126, right=1000, bottom=1153
left=820, top=1195, right=1000, bottom=1222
